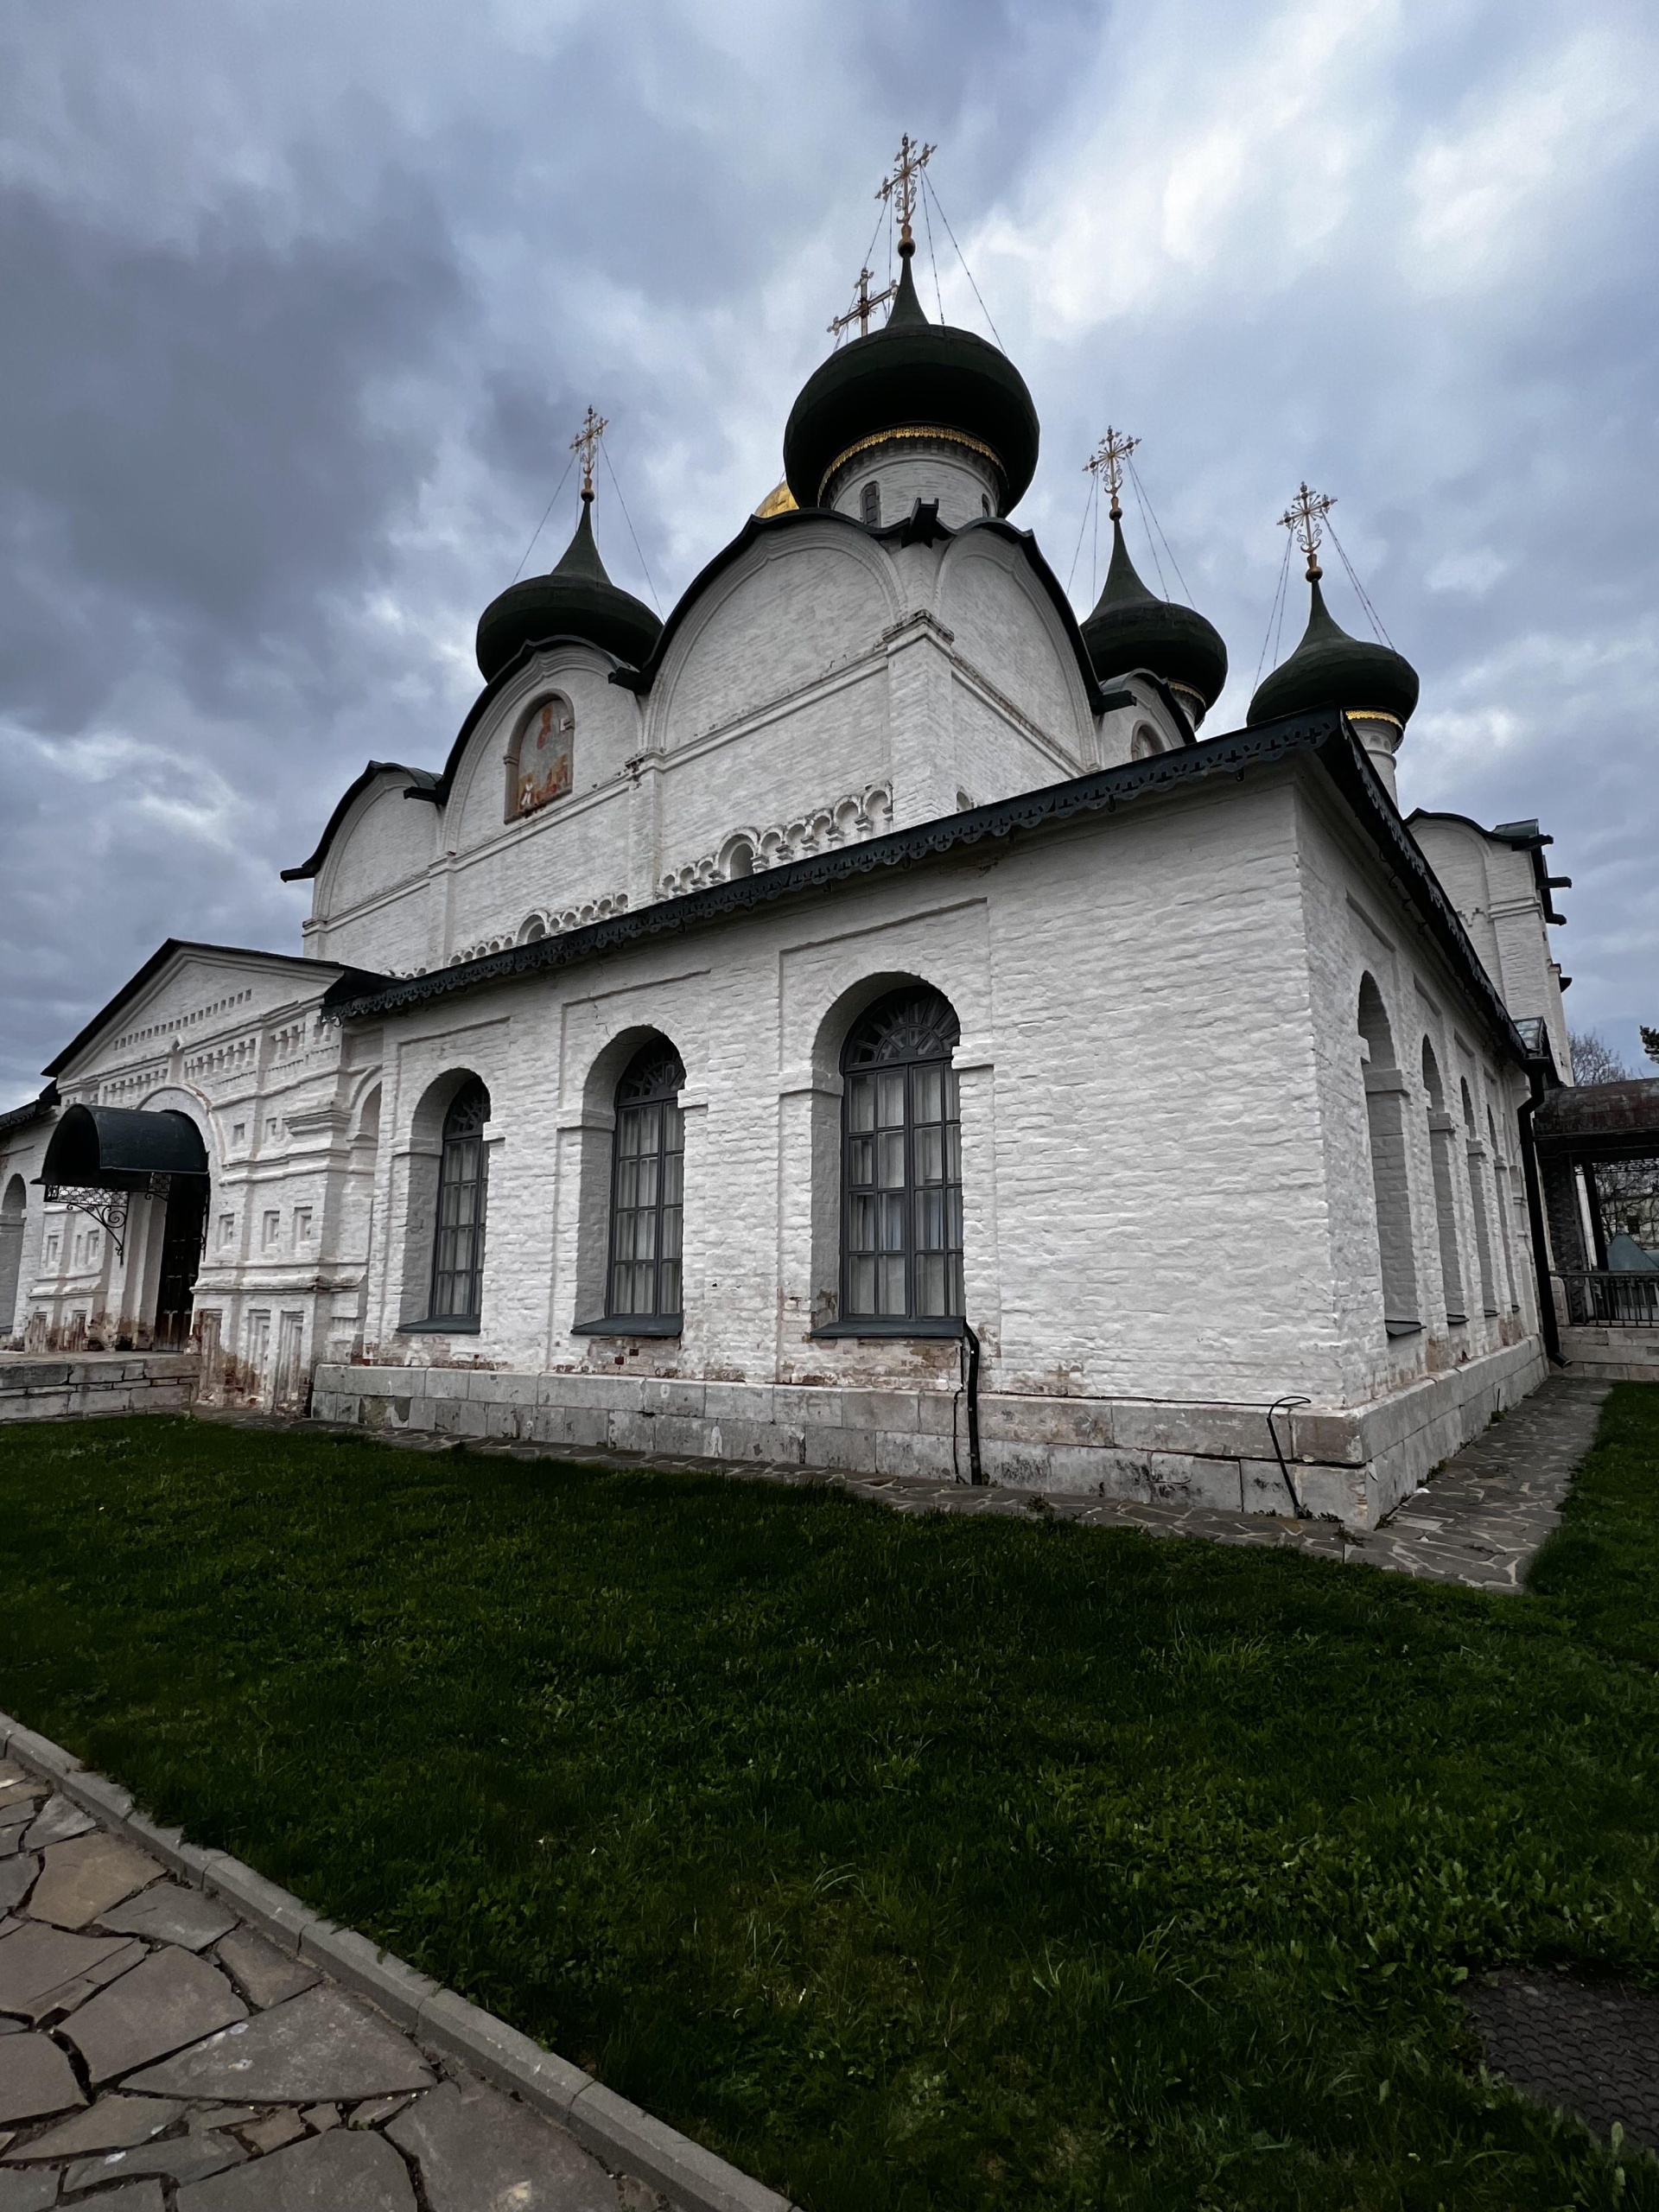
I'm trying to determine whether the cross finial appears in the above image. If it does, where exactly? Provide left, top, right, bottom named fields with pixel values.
left=876, top=133, right=936, bottom=248
left=1280, top=481, right=1335, bottom=580
left=1084, top=426, right=1140, bottom=522
left=569, top=406, right=608, bottom=502
left=829, top=264, right=899, bottom=342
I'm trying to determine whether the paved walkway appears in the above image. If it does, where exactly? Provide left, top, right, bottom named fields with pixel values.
left=0, top=1770, right=665, bottom=2209
left=228, top=1374, right=1611, bottom=1597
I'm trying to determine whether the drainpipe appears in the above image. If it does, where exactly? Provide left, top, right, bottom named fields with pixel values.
left=959, top=1319, right=984, bottom=1485
left=1517, top=1071, right=1566, bottom=1368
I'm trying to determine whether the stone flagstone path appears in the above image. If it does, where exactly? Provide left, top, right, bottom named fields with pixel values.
left=0, top=1765, right=679, bottom=2210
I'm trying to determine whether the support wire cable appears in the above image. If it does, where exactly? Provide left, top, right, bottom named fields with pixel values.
left=510, top=453, right=576, bottom=584
left=922, top=174, right=1005, bottom=349
left=1254, top=529, right=1294, bottom=693
left=921, top=181, right=946, bottom=322
left=1125, top=455, right=1196, bottom=606
left=1324, top=519, right=1396, bottom=647
left=1064, top=473, right=1096, bottom=598
left=601, top=442, right=664, bottom=616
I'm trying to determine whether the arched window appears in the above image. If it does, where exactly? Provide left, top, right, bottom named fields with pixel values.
left=861, top=480, right=881, bottom=528
left=506, top=696, right=575, bottom=821
left=841, top=988, right=963, bottom=1322
left=1357, top=976, right=1419, bottom=1335
left=1131, top=725, right=1163, bottom=760
left=429, top=1078, right=490, bottom=1324
left=607, top=1043, right=685, bottom=1322
left=1421, top=1041, right=1465, bottom=1325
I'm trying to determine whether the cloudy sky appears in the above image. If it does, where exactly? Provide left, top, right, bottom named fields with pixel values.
left=3, top=0, right=1655, bottom=1107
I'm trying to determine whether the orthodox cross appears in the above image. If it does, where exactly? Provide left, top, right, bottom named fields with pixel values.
left=876, top=133, right=935, bottom=247
left=1281, top=481, right=1335, bottom=579
left=569, top=406, right=608, bottom=500
left=829, top=265, right=898, bottom=342
left=1084, top=426, right=1140, bottom=521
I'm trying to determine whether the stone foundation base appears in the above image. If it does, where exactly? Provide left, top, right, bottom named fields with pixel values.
left=315, top=1336, right=1548, bottom=1530
left=1561, top=1325, right=1659, bottom=1383
left=0, top=1351, right=200, bottom=1423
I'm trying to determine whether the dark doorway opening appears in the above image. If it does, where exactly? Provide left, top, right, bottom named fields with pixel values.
left=155, top=1179, right=208, bottom=1347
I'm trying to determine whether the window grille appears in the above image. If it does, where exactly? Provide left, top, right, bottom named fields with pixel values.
left=607, top=1044, right=686, bottom=1320
left=841, top=988, right=963, bottom=1320
left=429, top=1077, right=490, bottom=1323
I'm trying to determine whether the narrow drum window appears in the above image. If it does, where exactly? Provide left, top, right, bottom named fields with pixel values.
left=429, top=1077, right=490, bottom=1323
left=607, top=1044, right=685, bottom=1320
left=861, top=480, right=880, bottom=527
left=842, top=988, right=963, bottom=1321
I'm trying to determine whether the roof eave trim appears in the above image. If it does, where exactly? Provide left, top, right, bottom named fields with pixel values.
left=322, top=711, right=1528, bottom=1065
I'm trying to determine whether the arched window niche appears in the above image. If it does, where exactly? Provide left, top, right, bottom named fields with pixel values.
left=0, top=1174, right=26, bottom=1346
left=1488, top=1103, right=1521, bottom=1312
left=1460, top=1077, right=1498, bottom=1317
left=505, top=695, right=574, bottom=822
left=1421, top=1040, right=1466, bottom=1325
left=598, top=1041, right=686, bottom=1333
left=1357, top=976, right=1421, bottom=1338
left=831, top=986, right=963, bottom=1335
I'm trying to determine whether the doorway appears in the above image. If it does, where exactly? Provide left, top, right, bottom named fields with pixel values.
left=154, top=1178, right=208, bottom=1347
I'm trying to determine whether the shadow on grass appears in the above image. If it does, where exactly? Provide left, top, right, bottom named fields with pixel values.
left=1, top=1386, right=1656, bottom=2211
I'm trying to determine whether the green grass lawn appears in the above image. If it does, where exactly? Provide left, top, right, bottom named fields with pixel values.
left=3, top=1389, right=1658, bottom=2211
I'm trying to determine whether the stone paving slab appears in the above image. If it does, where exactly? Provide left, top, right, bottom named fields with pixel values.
left=0, top=1724, right=774, bottom=2210
left=1467, top=1967, right=1659, bottom=2152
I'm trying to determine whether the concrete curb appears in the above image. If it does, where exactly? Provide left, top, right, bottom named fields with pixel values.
left=0, top=1705, right=798, bottom=2212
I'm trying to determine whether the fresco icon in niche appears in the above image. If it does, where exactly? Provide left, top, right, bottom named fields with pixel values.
left=514, top=696, right=574, bottom=817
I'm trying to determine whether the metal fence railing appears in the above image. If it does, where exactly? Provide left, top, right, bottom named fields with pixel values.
left=1557, top=1270, right=1659, bottom=1326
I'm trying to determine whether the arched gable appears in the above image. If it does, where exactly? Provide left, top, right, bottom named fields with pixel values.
left=315, top=770, right=439, bottom=921
left=646, top=521, right=902, bottom=753
left=442, top=644, right=642, bottom=860
left=936, top=530, right=1095, bottom=763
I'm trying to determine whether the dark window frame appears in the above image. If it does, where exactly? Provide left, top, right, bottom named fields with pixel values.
left=836, top=988, right=963, bottom=1329
left=601, top=1041, right=686, bottom=1329
left=427, top=1077, right=490, bottom=1325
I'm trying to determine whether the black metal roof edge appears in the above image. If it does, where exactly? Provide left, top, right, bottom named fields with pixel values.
left=42, top=940, right=354, bottom=1079
left=321, top=711, right=1349, bottom=1025
left=1318, top=739, right=1530, bottom=1066
left=281, top=761, right=440, bottom=882
left=0, top=1083, right=58, bottom=1137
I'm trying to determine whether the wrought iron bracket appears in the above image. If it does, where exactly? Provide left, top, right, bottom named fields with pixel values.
left=43, top=1174, right=172, bottom=1262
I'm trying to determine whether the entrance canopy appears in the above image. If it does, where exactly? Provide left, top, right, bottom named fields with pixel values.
left=1534, top=1077, right=1659, bottom=1166
left=39, top=1105, right=208, bottom=1192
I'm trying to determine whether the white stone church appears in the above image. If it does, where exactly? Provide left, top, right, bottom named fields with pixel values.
left=0, top=211, right=1584, bottom=1526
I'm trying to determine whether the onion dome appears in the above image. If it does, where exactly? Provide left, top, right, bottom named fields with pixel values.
left=475, top=493, right=660, bottom=683
left=782, top=241, right=1039, bottom=512
left=1249, top=574, right=1419, bottom=728
left=1081, top=515, right=1228, bottom=716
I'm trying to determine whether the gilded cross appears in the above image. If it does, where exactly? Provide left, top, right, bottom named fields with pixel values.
left=829, top=265, right=898, bottom=341
left=1280, top=482, right=1336, bottom=579
left=569, top=406, right=608, bottom=500
left=876, top=133, right=936, bottom=245
left=1084, top=426, right=1140, bottom=522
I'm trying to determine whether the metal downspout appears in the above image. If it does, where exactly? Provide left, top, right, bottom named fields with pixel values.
left=961, top=1319, right=984, bottom=1485
left=1518, top=1072, right=1566, bottom=1368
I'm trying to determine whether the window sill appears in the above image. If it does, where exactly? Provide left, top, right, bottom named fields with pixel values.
left=810, top=1316, right=967, bottom=1340
left=397, top=1318, right=481, bottom=1335
left=572, top=1315, right=683, bottom=1338
left=1384, top=1319, right=1423, bottom=1338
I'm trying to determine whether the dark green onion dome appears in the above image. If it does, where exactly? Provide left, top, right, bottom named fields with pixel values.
left=782, top=241, right=1040, bottom=512
left=474, top=494, right=661, bottom=683
left=1081, top=514, right=1228, bottom=713
left=1248, top=574, right=1419, bottom=728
